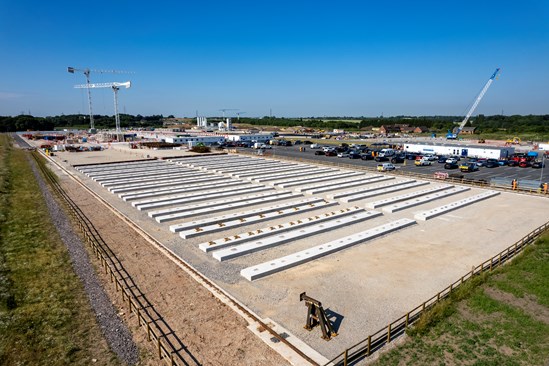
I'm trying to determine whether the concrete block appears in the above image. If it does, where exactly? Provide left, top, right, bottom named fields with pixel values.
left=271, top=171, right=343, bottom=187
left=295, top=173, right=375, bottom=193
left=108, top=175, right=223, bottom=193
left=241, top=218, right=417, bottom=281
left=382, top=186, right=470, bottom=213
left=120, top=180, right=248, bottom=201
left=253, top=168, right=333, bottom=183
left=414, top=191, right=500, bottom=221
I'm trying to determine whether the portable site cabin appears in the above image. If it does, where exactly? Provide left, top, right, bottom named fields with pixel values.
left=403, top=142, right=515, bottom=159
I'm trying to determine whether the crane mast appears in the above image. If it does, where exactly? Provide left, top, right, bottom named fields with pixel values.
left=447, top=68, right=501, bottom=139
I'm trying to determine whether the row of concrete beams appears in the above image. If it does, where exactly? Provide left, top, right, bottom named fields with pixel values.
left=77, top=160, right=163, bottom=173
left=266, top=170, right=348, bottom=187
left=91, top=167, right=190, bottom=182
left=121, top=180, right=251, bottom=201
left=134, top=185, right=272, bottom=211
left=170, top=155, right=251, bottom=164
left=302, top=176, right=395, bottom=195
left=182, top=200, right=337, bottom=239
left=229, top=165, right=308, bottom=178
left=177, top=157, right=262, bottom=169
left=80, top=161, right=175, bottom=176
left=294, top=174, right=385, bottom=193
left=365, top=185, right=454, bottom=209
left=100, top=170, right=209, bottom=188
left=241, top=218, right=417, bottom=281
left=414, top=191, right=500, bottom=221
left=278, top=171, right=365, bottom=189
left=152, top=192, right=301, bottom=223
left=200, top=206, right=373, bottom=254
left=213, top=209, right=381, bottom=261
left=337, top=181, right=430, bottom=203
left=169, top=197, right=328, bottom=233
left=252, top=167, right=335, bottom=183
left=382, top=186, right=470, bottom=213
left=109, top=175, right=224, bottom=193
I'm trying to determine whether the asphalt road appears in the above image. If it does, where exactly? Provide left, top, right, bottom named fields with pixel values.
left=242, top=145, right=549, bottom=184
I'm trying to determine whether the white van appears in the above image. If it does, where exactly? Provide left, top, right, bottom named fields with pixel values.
left=378, top=148, right=396, bottom=158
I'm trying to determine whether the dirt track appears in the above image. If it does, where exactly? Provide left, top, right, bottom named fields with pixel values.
left=58, top=171, right=289, bottom=365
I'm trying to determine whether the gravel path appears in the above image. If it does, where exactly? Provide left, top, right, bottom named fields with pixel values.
left=28, top=154, right=139, bottom=365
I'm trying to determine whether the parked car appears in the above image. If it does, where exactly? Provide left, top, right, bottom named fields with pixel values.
left=314, top=150, right=325, bottom=155
left=415, top=158, right=432, bottom=166
left=310, top=143, right=321, bottom=149
left=507, top=160, right=519, bottom=167
left=375, top=156, right=389, bottom=162
left=325, top=150, right=337, bottom=156
left=460, top=162, right=479, bottom=172
left=438, top=156, right=448, bottom=163
left=424, top=154, right=437, bottom=161
left=444, top=162, right=459, bottom=169
left=532, top=160, right=546, bottom=169
left=406, top=153, right=418, bottom=160
left=377, top=163, right=396, bottom=172
left=519, top=160, right=531, bottom=168
left=337, top=151, right=349, bottom=158
left=390, top=154, right=405, bottom=164
left=445, top=157, right=459, bottom=164
left=348, top=151, right=361, bottom=159
left=485, top=158, right=499, bottom=168
left=476, top=158, right=487, bottom=167
left=361, top=153, right=374, bottom=160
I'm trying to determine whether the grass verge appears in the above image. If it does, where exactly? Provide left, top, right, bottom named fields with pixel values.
left=0, top=134, right=121, bottom=365
left=375, top=233, right=549, bottom=366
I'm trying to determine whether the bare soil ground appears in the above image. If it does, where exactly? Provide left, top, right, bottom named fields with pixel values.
left=58, top=173, right=290, bottom=365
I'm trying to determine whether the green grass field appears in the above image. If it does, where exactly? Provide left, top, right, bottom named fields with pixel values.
left=0, top=134, right=121, bottom=365
left=375, top=234, right=549, bottom=366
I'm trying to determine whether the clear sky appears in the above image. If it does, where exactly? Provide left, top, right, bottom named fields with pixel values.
left=1, top=0, right=548, bottom=118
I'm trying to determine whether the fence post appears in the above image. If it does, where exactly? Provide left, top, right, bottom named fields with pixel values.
left=367, top=335, right=371, bottom=356
left=343, top=349, right=348, bottom=366
left=387, top=323, right=392, bottom=343
left=405, top=312, right=409, bottom=327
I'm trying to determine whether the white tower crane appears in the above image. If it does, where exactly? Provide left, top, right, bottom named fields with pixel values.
left=447, top=68, right=501, bottom=139
left=74, top=81, right=131, bottom=133
left=68, top=66, right=132, bottom=132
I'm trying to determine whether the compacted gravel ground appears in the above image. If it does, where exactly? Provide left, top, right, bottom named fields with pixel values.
left=28, top=155, right=140, bottom=365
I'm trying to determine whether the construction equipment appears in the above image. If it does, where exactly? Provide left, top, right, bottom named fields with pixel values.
left=447, top=68, right=501, bottom=139
left=506, top=137, right=521, bottom=145
left=300, top=292, right=337, bottom=341
left=68, top=66, right=132, bottom=132
left=74, top=81, right=131, bottom=133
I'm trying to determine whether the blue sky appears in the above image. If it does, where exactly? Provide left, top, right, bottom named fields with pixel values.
left=0, top=0, right=548, bottom=117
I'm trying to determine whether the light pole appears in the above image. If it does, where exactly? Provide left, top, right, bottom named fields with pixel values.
left=540, top=153, right=546, bottom=186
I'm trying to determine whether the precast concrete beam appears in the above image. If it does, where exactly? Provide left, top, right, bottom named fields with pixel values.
left=229, top=165, right=306, bottom=178
left=208, top=161, right=285, bottom=173
left=304, top=176, right=394, bottom=195
left=153, top=192, right=300, bottom=223
left=169, top=197, right=328, bottom=233
left=108, top=175, right=223, bottom=193
left=338, top=181, right=429, bottom=203
left=134, top=185, right=271, bottom=210
left=121, top=180, right=249, bottom=201
left=241, top=218, right=417, bottom=281
left=204, top=207, right=377, bottom=255
left=366, top=185, right=453, bottom=209
left=77, top=161, right=164, bottom=173
left=414, top=191, right=500, bottom=221
left=382, top=186, right=470, bottom=213
left=91, top=167, right=189, bottom=182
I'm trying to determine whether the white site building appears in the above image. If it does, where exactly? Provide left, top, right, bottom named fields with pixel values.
left=403, top=142, right=515, bottom=159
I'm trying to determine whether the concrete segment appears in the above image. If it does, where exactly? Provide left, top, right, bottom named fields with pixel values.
left=207, top=208, right=380, bottom=258
left=382, top=186, right=470, bottom=213
left=77, top=161, right=163, bottom=173
left=100, top=171, right=209, bottom=187
left=91, top=167, right=189, bottom=182
left=152, top=192, right=300, bottom=223
left=229, top=165, right=304, bottom=178
left=338, top=181, right=429, bottom=203
left=252, top=167, right=334, bottom=182
left=208, top=162, right=286, bottom=173
left=365, top=184, right=453, bottom=209
left=241, top=218, right=417, bottom=281
left=80, top=164, right=175, bottom=176
left=169, top=197, right=328, bottom=233
left=304, top=176, right=394, bottom=195
left=134, top=186, right=272, bottom=210
left=414, top=191, right=501, bottom=221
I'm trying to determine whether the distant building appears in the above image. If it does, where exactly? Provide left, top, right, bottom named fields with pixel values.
left=454, top=126, right=477, bottom=134
left=379, top=125, right=401, bottom=134
left=413, top=126, right=430, bottom=133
